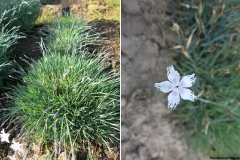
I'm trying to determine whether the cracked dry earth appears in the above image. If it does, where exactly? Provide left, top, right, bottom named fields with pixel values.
left=121, top=0, right=205, bottom=160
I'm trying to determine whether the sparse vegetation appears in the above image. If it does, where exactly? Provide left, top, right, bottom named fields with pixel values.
left=35, top=6, right=60, bottom=25
left=87, top=0, right=120, bottom=21
left=36, top=0, right=120, bottom=25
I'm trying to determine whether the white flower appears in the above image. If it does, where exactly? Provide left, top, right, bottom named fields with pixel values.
left=0, top=129, right=10, bottom=143
left=7, top=155, right=16, bottom=160
left=154, top=65, right=196, bottom=109
left=10, top=139, right=22, bottom=152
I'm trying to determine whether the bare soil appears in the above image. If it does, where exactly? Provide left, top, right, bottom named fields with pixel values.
left=0, top=0, right=119, bottom=159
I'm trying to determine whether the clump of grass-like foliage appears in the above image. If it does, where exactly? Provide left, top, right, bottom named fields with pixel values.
left=4, top=49, right=120, bottom=159
left=0, top=11, right=21, bottom=86
left=0, top=0, right=40, bottom=32
left=47, top=16, right=101, bottom=54
left=171, top=0, right=240, bottom=156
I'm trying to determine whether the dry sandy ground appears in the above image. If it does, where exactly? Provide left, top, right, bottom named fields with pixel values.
left=121, top=0, right=205, bottom=159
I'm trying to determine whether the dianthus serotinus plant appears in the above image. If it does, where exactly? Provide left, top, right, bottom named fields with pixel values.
left=155, top=65, right=196, bottom=109
left=47, top=16, right=101, bottom=55
left=0, top=10, right=22, bottom=86
left=170, top=0, right=240, bottom=156
left=0, top=0, right=40, bottom=32
left=3, top=50, right=120, bottom=159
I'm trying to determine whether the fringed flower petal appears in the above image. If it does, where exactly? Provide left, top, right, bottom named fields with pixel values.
left=168, top=90, right=180, bottom=109
left=180, top=73, right=196, bottom=88
left=167, top=65, right=180, bottom=85
left=154, top=81, right=174, bottom=93
left=179, top=87, right=196, bottom=102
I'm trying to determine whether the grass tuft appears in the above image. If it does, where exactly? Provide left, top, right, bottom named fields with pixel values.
left=46, top=16, right=101, bottom=55
left=0, top=0, right=40, bottom=32
left=171, top=0, right=240, bottom=156
left=4, top=51, right=120, bottom=158
left=0, top=10, right=22, bottom=87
